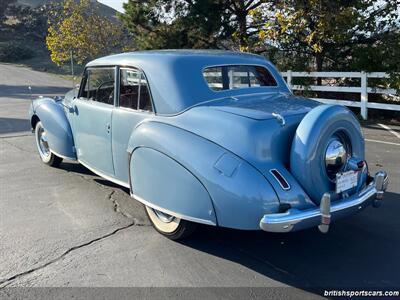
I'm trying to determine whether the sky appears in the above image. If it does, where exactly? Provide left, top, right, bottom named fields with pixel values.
left=97, top=0, right=126, bottom=13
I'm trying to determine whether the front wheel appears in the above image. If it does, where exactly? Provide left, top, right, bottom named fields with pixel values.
left=144, top=205, right=197, bottom=240
left=35, top=121, right=63, bottom=167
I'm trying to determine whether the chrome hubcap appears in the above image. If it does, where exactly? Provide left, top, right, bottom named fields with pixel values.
left=153, top=209, right=175, bottom=223
left=325, top=135, right=349, bottom=179
left=37, top=126, right=50, bottom=157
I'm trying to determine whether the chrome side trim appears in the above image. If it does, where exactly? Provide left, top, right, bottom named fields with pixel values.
left=131, top=193, right=217, bottom=226
left=50, top=149, right=77, bottom=161
left=260, top=171, right=388, bottom=233
left=78, top=159, right=130, bottom=188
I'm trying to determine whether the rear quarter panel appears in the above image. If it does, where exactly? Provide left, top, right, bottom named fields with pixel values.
left=128, top=121, right=280, bottom=230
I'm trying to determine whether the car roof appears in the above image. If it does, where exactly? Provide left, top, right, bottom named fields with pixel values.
left=86, top=50, right=289, bottom=115
left=86, top=49, right=265, bottom=66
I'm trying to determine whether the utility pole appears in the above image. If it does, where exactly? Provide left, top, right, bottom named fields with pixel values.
left=70, top=49, right=75, bottom=88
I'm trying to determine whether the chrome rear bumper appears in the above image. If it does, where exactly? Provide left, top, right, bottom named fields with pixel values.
left=260, top=171, right=389, bottom=233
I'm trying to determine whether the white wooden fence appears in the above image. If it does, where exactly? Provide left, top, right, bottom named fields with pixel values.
left=281, top=71, right=400, bottom=120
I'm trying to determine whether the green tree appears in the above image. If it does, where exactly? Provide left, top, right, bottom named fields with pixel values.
left=256, top=0, right=400, bottom=72
left=119, top=0, right=219, bottom=49
left=119, top=0, right=270, bottom=51
left=46, top=0, right=126, bottom=65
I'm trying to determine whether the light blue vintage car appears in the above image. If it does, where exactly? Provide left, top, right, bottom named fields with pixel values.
left=29, top=50, right=388, bottom=239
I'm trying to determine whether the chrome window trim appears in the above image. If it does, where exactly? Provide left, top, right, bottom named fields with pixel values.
left=79, top=66, right=117, bottom=106
left=117, top=66, right=156, bottom=113
left=116, top=106, right=155, bottom=115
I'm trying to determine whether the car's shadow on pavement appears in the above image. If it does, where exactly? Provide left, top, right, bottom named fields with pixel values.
left=61, top=162, right=131, bottom=193
left=58, top=161, right=400, bottom=293
left=180, top=191, right=400, bottom=293
left=61, top=161, right=95, bottom=176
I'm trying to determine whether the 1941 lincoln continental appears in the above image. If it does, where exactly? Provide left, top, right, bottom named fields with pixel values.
left=29, top=50, right=389, bottom=240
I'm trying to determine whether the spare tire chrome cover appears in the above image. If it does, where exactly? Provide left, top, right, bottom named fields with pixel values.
left=290, top=105, right=365, bottom=204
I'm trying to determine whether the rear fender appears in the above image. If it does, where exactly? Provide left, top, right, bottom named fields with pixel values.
left=130, top=147, right=217, bottom=225
left=127, top=121, right=280, bottom=230
left=31, top=98, right=76, bottom=159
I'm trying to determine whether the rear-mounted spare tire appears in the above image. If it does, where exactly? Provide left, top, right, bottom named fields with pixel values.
left=290, top=105, right=365, bottom=204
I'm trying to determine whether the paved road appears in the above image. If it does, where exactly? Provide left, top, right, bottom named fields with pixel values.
left=0, top=64, right=399, bottom=298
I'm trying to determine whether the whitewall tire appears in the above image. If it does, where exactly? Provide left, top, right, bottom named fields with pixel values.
left=144, top=205, right=197, bottom=240
left=35, top=121, right=62, bottom=167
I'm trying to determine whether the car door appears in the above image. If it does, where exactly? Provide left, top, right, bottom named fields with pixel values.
left=72, top=66, right=116, bottom=176
left=111, top=67, right=155, bottom=184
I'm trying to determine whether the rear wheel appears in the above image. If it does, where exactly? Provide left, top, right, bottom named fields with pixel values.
left=144, top=205, right=197, bottom=240
left=35, top=121, right=63, bottom=167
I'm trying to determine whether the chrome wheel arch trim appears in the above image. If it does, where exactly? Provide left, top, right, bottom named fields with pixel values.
left=131, top=193, right=217, bottom=226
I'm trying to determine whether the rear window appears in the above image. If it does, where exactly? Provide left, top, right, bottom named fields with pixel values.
left=203, top=65, right=277, bottom=91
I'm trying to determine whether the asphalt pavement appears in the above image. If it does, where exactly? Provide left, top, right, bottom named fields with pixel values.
left=0, top=64, right=399, bottom=299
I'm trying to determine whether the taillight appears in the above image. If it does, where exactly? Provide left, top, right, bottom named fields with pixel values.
left=270, top=169, right=290, bottom=190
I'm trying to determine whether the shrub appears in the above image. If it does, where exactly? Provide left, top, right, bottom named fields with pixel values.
left=0, top=42, right=35, bottom=62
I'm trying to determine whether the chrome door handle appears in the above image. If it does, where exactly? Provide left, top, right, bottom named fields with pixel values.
left=61, top=102, right=75, bottom=113
left=67, top=105, right=75, bottom=113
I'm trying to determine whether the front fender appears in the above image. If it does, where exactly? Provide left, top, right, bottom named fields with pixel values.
left=30, top=98, right=76, bottom=159
left=128, top=121, right=280, bottom=230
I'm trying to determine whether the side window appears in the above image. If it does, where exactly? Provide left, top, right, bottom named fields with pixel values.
left=138, top=73, right=152, bottom=111
left=81, top=68, right=115, bottom=105
left=119, top=68, right=153, bottom=112
left=120, top=68, right=140, bottom=110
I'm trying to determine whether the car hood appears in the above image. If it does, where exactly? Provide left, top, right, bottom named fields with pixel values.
left=202, top=92, right=319, bottom=120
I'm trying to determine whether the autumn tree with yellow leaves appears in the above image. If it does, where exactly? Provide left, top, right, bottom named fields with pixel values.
left=46, top=0, right=125, bottom=66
